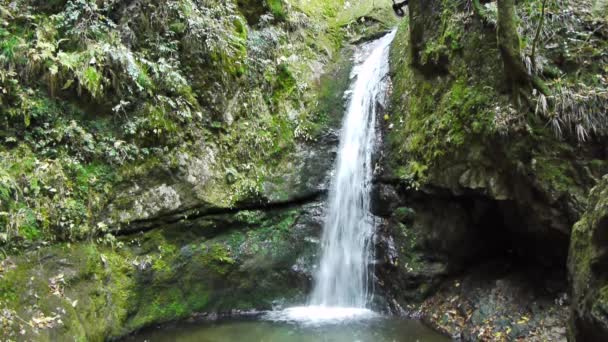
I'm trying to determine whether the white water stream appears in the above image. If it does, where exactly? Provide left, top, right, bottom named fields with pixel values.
left=267, top=30, right=395, bottom=323
left=310, top=30, right=395, bottom=307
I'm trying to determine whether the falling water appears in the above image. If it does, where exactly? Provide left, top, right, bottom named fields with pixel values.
left=310, top=30, right=396, bottom=308
left=265, top=30, right=396, bottom=324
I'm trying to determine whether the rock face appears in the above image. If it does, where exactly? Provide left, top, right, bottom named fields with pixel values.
left=569, top=176, right=608, bottom=341
left=102, top=126, right=340, bottom=232
left=2, top=0, right=607, bottom=341
left=376, top=0, right=608, bottom=339
left=0, top=204, right=325, bottom=341
left=0, top=1, right=400, bottom=341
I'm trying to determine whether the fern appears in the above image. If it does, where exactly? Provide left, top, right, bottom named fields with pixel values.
left=0, top=169, right=15, bottom=203
left=80, top=66, right=103, bottom=98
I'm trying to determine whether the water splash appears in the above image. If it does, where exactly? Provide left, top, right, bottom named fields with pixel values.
left=264, top=306, right=378, bottom=326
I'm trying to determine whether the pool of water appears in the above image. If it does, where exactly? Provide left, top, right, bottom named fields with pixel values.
left=124, top=311, right=448, bottom=342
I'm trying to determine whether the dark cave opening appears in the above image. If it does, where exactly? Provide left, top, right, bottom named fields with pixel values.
left=467, top=197, right=570, bottom=275
left=436, top=195, right=572, bottom=309
left=372, top=183, right=572, bottom=311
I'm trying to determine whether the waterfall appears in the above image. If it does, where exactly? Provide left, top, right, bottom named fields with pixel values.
left=265, top=30, right=395, bottom=324
left=310, top=30, right=396, bottom=308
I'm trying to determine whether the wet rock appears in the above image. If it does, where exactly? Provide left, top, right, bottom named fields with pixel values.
left=261, top=129, right=340, bottom=203
left=370, top=183, right=400, bottom=217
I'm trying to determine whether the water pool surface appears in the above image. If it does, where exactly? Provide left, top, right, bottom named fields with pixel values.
left=124, top=314, right=449, bottom=342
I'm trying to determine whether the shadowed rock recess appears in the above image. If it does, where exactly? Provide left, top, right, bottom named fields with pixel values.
left=0, top=0, right=607, bottom=341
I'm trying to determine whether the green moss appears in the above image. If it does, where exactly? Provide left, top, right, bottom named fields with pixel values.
left=389, top=68, right=494, bottom=180
left=597, top=285, right=608, bottom=308
left=0, top=265, right=27, bottom=307
left=307, top=46, right=355, bottom=134
left=0, top=244, right=132, bottom=340
left=570, top=218, right=592, bottom=284
left=534, top=158, right=578, bottom=193
left=421, top=40, right=449, bottom=66
left=0, top=201, right=315, bottom=340
left=72, top=163, right=115, bottom=197
left=387, top=10, right=509, bottom=184
left=127, top=283, right=210, bottom=331
left=394, top=206, right=416, bottom=222
left=272, top=64, right=297, bottom=102
left=274, top=210, right=298, bottom=232
left=266, top=0, right=286, bottom=20
left=197, top=243, right=236, bottom=275
left=568, top=178, right=608, bottom=338
left=233, top=210, right=265, bottom=225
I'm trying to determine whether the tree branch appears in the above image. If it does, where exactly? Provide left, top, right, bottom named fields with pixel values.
left=530, top=0, right=548, bottom=71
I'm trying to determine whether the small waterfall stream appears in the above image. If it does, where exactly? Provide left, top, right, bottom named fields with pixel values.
left=310, top=30, right=396, bottom=308
left=267, top=31, right=396, bottom=323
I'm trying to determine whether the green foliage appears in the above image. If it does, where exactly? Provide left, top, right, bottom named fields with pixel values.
left=0, top=33, right=20, bottom=62
left=515, top=0, right=608, bottom=141
left=393, top=206, right=416, bottom=222
left=81, top=66, right=102, bottom=98
left=0, top=0, right=399, bottom=246
left=533, top=157, right=578, bottom=193
left=272, top=64, right=297, bottom=102
left=267, top=0, right=286, bottom=20
left=201, top=243, right=236, bottom=273
left=0, top=139, right=121, bottom=248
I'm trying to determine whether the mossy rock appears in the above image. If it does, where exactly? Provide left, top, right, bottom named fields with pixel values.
left=568, top=176, right=608, bottom=341
left=381, top=2, right=608, bottom=316
left=0, top=203, right=322, bottom=341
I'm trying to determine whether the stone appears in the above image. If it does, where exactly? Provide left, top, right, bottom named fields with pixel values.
left=370, top=183, right=401, bottom=217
